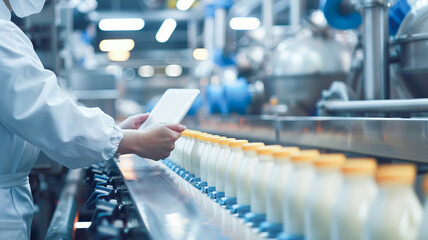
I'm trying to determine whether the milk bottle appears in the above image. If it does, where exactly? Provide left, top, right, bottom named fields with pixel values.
left=331, top=158, right=378, bottom=240
left=260, top=147, right=300, bottom=238
left=220, top=139, right=248, bottom=209
left=364, top=164, right=422, bottom=240
left=278, top=150, right=320, bottom=240
left=232, top=142, right=265, bottom=217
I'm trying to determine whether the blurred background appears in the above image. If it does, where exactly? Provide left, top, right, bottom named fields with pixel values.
left=17, top=0, right=428, bottom=239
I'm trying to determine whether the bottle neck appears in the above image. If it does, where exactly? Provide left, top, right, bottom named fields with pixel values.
left=379, top=183, right=414, bottom=194
left=316, top=167, right=341, bottom=175
left=244, top=151, right=258, bottom=157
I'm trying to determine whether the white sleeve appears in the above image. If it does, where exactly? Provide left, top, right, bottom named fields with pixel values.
left=0, top=21, right=123, bottom=169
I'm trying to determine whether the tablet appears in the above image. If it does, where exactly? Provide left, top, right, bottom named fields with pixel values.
left=139, top=89, right=200, bottom=129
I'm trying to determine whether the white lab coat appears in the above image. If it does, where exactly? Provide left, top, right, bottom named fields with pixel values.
left=0, top=1, right=123, bottom=238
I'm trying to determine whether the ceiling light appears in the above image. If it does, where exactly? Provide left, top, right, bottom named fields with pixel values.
left=74, top=222, right=91, bottom=229
left=176, top=0, right=195, bottom=11
left=108, top=51, right=130, bottom=61
left=165, top=64, right=182, bottom=77
left=99, top=39, right=135, bottom=52
left=138, top=65, right=155, bottom=77
left=229, top=17, right=260, bottom=30
left=156, top=18, right=177, bottom=43
left=192, top=48, right=209, bottom=61
left=99, top=18, right=145, bottom=31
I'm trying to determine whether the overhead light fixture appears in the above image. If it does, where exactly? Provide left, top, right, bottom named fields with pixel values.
left=98, top=18, right=145, bottom=31
left=229, top=17, right=260, bottom=30
left=74, top=222, right=91, bottom=229
left=165, top=64, right=182, bottom=77
left=193, top=48, right=209, bottom=61
left=108, top=51, right=130, bottom=61
left=138, top=65, right=155, bottom=77
left=99, top=39, right=135, bottom=52
left=156, top=18, right=177, bottom=43
left=176, top=0, right=195, bottom=11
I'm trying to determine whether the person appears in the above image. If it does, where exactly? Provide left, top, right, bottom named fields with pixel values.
left=0, top=0, right=185, bottom=238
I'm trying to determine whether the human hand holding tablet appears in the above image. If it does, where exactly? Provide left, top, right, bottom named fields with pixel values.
left=117, top=89, right=199, bottom=160
left=138, top=88, right=200, bottom=130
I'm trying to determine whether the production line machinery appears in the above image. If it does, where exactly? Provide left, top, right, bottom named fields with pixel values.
left=42, top=114, right=428, bottom=240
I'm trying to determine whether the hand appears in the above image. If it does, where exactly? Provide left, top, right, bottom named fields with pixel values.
left=117, top=123, right=186, bottom=160
left=118, top=113, right=149, bottom=130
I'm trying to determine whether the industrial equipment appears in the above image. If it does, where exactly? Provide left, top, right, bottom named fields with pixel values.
left=16, top=0, right=428, bottom=239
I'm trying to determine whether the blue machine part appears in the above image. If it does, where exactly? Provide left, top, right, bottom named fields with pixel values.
left=213, top=49, right=236, bottom=67
left=322, top=0, right=362, bottom=29
left=215, top=0, right=234, bottom=9
left=389, top=0, right=411, bottom=35
left=322, top=0, right=410, bottom=34
left=206, top=84, right=229, bottom=114
left=224, top=78, right=251, bottom=114
left=205, top=3, right=216, bottom=18
left=187, top=95, right=202, bottom=116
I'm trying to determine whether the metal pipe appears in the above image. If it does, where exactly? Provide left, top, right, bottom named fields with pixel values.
left=318, top=99, right=428, bottom=113
left=214, top=7, right=227, bottom=50
left=204, top=15, right=215, bottom=62
left=263, top=0, right=274, bottom=49
left=290, top=0, right=301, bottom=29
left=45, top=169, right=83, bottom=240
left=362, top=0, right=390, bottom=100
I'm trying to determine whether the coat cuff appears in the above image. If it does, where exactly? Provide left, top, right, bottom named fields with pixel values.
left=101, top=116, right=124, bottom=161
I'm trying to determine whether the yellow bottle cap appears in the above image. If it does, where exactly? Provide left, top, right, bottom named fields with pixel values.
left=183, top=129, right=197, bottom=137
left=314, top=154, right=346, bottom=168
left=199, top=134, right=210, bottom=141
left=376, top=164, right=416, bottom=184
left=181, top=130, right=189, bottom=137
left=342, top=158, right=377, bottom=175
left=242, top=142, right=265, bottom=151
left=189, top=131, right=201, bottom=138
left=273, top=147, right=300, bottom=159
left=257, top=145, right=282, bottom=155
left=229, top=140, right=249, bottom=148
left=218, top=138, right=236, bottom=146
left=205, top=135, right=219, bottom=142
left=202, top=134, right=214, bottom=141
left=290, top=150, right=320, bottom=163
left=210, top=136, right=227, bottom=144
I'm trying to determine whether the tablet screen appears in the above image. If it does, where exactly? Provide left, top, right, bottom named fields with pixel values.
left=139, top=89, right=200, bottom=129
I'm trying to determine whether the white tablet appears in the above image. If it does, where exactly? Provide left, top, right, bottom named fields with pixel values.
left=139, top=89, right=200, bottom=129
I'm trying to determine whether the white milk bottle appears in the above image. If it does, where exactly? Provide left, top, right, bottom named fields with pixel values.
left=177, top=129, right=192, bottom=175
left=204, top=136, right=226, bottom=194
left=182, top=130, right=198, bottom=179
left=304, top=153, right=346, bottom=240
left=331, top=158, right=378, bottom=240
left=211, top=138, right=236, bottom=202
left=174, top=129, right=190, bottom=173
left=279, top=150, right=320, bottom=240
left=417, top=174, right=428, bottom=240
left=245, top=145, right=282, bottom=228
left=260, top=147, right=300, bottom=238
left=364, top=164, right=422, bottom=240
left=219, top=140, right=248, bottom=237
left=221, top=139, right=248, bottom=209
left=192, top=133, right=209, bottom=185
left=186, top=132, right=205, bottom=183
left=232, top=142, right=265, bottom=218
left=198, top=134, right=218, bottom=189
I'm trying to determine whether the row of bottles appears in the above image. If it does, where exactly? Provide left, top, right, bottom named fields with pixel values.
left=164, top=129, right=427, bottom=240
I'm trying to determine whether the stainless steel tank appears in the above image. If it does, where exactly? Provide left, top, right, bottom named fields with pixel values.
left=236, top=26, right=291, bottom=75
left=394, top=2, right=428, bottom=98
left=269, top=27, right=355, bottom=114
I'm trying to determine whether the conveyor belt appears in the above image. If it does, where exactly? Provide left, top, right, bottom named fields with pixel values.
left=116, top=155, right=251, bottom=240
